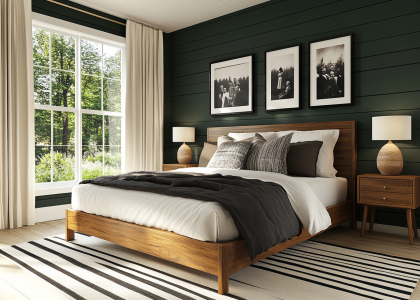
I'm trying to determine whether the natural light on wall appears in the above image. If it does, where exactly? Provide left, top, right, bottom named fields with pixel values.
left=32, top=16, right=125, bottom=193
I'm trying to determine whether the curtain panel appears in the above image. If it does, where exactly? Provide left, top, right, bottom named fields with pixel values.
left=0, top=0, right=35, bottom=229
left=125, top=21, right=164, bottom=172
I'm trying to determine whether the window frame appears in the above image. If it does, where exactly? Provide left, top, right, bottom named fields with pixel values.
left=33, top=17, right=126, bottom=196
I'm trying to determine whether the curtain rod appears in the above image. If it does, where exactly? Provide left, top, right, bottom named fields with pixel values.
left=46, top=0, right=161, bottom=30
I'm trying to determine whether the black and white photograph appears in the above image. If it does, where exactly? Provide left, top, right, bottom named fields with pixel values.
left=309, top=34, right=353, bottom=108
left=210, top=55, right=253, bottom=115
left=265, top=45, right=301, bottom=111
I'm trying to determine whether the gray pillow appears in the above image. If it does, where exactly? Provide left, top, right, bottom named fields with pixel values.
left=245, top=133, right=294, bottom=174
left=198, top=142, right=217, bottom=167
left=207, top=136, right=252, bottom=169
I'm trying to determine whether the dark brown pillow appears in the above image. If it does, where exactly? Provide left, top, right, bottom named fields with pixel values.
left=287, top=141, right=323, bottom=177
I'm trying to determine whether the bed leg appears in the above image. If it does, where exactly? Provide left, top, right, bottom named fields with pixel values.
left=218, top=245, right=229, bottom=295
left=66, top=210, right=75, bottom=241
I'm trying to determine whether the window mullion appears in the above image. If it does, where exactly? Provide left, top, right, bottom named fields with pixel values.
left=49, top=31, right=53, bottom=183
left=76, top=34, right=82, bottom=182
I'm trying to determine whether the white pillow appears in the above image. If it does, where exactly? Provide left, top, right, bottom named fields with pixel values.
left=277, top=129, right=339, bottom=178
left=228, top=131, right=278, bottom=141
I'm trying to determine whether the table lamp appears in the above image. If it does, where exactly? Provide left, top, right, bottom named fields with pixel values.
left=372, top=116, right=411, bottom=176
left=173, top=127, right=195, bottom=164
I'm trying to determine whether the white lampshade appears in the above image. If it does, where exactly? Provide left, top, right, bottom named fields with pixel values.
left=372, top=116, right=411, bottom=141
left=173, top=127, right=195, bottom=142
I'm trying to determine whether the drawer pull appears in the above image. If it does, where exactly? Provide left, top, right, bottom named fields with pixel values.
left=383, top=197, right=386, bottom=200
left=383, top=186, right=386, bottom=189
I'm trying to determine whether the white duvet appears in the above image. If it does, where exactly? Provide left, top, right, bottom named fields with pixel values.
left=72, top=168, right=332, bottom=242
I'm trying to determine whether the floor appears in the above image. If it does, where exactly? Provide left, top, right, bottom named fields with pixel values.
left=0, top=220, right=419, bottom=299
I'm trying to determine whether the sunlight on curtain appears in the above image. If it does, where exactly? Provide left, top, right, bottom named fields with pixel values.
left=0, top=0, right=35, bottom=229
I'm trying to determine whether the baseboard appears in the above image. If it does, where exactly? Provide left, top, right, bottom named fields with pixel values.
left=356, top=221, right=413, bottom=236
left=35, top=204, right=72, bottom=223
left=339, top=220, right=413, bottom=236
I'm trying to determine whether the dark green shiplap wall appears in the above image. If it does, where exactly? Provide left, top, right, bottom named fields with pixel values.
left=33, top=0, right=125, bottom=207
left=165, top=0, right=420, bottom=228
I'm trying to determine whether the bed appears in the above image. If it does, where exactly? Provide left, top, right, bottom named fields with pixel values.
left=66, top=120, right=357, bottom=295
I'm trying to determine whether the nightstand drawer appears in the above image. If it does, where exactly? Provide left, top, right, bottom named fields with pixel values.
left=359, top=178, right=412, bottom=194
left=359, top=190, right=413, bottom=207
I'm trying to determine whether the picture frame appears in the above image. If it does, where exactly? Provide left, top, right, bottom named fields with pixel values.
left=210, top=55, right=253, bottom=116
left=309, top=34, right=353, bottom=108
left=265, top=45, right=301, bottom=111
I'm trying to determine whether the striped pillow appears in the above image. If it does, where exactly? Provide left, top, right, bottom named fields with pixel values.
left=245, top=133, right=294, bottom=174
left=207, top=136, right=252, bottom=169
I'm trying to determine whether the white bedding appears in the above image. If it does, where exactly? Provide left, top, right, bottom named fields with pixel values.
left=72, top=168, right=343, bottom=243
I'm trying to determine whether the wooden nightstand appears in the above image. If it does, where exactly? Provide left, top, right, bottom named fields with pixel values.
left=358, top=174, right=420, bottom=244
left=163, top=163, right=198, bottom=171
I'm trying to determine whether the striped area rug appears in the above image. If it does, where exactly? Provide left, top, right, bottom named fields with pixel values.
left=1, top=234, right=419, bottom=300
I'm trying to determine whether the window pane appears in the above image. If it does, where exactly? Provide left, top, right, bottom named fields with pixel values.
left=51, top=70, right=75, bottom=107
left=82, top=114, right=103, bottom=179
left=105, top=116, right=121, bottom=145
left=51, top=33, right=75, bottom=71
left=103, top=45, right=121, bottom=79
left=53, top=146, right=75, bottom=182
left=53, top=111, right=75, bottom=145
left=35, top=109, right=51, bottom=145
left=32, top=28, right=49, bottom=67
left=82, top=146, right=103, bottom=179
left=105, top=146, right=121, bottom=175
left=34, top=67, right=50, bottom=105
left=81, top=40, right=102, bottom=76
left=82, top=114, right=103, bottom=146
left=103, top=79, right=121, bottom=112
left=81, top=75, right=101, bottom=110
left=35, top=146, right=51, bottom=183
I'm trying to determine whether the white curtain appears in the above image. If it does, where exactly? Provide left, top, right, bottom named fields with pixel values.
left=0, top=0, right=35, bottom=229
left=125, top=21, right=164, bottom=172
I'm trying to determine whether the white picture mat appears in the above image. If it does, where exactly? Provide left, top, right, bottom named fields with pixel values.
left=210, top=56, right=253, bottom=115
left=310, top=35, right=351, bottom=107
left=266, top=46, right=300, bottom=110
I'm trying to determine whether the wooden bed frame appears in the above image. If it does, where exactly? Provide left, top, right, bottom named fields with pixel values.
left=66, top=120, right=357, bottom=295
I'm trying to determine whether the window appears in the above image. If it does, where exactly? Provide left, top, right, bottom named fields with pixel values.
left=33, top=25, right=124, bottom=189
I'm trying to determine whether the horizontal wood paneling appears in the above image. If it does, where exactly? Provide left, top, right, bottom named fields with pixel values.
left=35, top=193, right=72, bottom=208
left=165, top=0, right=420, bottom=227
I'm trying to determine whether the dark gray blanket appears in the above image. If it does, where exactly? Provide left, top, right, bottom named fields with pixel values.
left=80, top=172, right=302, bottom=261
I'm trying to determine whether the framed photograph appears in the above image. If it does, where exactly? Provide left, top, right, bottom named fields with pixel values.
left=265, top=45, right=301, bottom=111
left=210, top=55, right=253, bottom=116
left=309, top=34, right=353, bottom=108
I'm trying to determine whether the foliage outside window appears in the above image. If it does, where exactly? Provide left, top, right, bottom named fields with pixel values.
left=33, top=26, right=123, bottom=185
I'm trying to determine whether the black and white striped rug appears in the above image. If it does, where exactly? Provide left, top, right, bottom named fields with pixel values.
left=1, top=234, right=419, bottom=300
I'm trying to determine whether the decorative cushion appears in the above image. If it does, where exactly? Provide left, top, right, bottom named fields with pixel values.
left=245, top=133, right=294, bottom=174
left=207, top=136, right=252, bottom=169
left=198, top=142, right=217, bottom=167
left=277, top=129, right=339, bottom=178
left=287, top=141, right=323, bottom=177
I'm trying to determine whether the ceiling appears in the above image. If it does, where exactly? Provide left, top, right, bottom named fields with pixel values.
left=70, top=0, right=270, bottom=33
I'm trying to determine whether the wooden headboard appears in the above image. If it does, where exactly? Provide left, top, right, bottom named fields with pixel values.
left=207, top=121, right=357, bottom=202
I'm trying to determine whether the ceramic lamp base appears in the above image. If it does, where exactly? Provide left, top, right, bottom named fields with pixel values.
left=177, top=142, right=192, bottom=164
left=377, top=140, right=403, bottom=176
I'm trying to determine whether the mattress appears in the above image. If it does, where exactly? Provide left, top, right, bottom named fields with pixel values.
left=292, top=176, right=347, bottom=207
left=72, top=168, right=346, bottom=243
